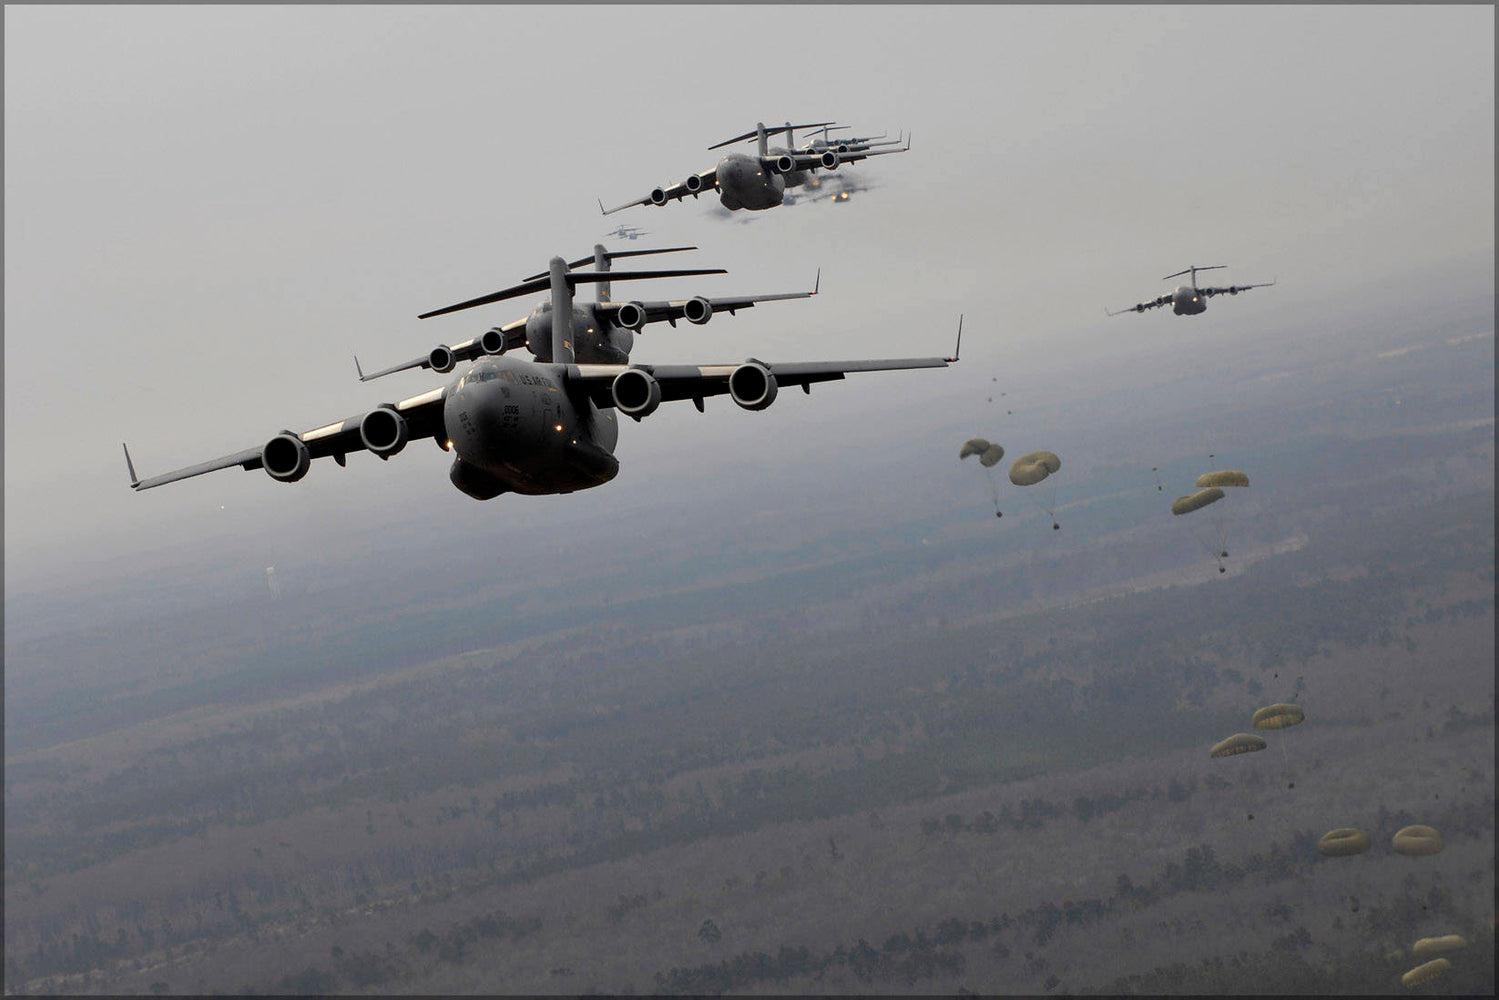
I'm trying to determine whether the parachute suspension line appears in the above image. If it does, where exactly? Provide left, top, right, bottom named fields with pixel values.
left=985, top=467, right=1002, bottom=518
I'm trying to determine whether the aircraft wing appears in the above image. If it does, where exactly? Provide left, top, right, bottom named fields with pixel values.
left=1200, top=280, right=1275, bottom=298
left=356, top=318, right=529, bottom=382
left=125, top=387, right=449, bottom=491
left=598, top=278, right=818, bottom=328
left=1107, top=293, right=1173, bottom=316
left=600, top=168, right=720, bottom=215
left=564, top=353, right=954, bottom=410
left=781, top=138, right=911, bottom=173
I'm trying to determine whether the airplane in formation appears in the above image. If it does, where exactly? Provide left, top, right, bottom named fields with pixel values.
left=604, top=224, right=648, bottom=241
left=353, top=244, right=819, bottom=377
left=125, top=262, right=959, bottom=501
left=600, top=121, right=909, bottom=215
left=799, top=125, right=904, bottom=156
left=1108, top=265, right=1275, bottom=317
left=790, top=171, right=875, bottom=206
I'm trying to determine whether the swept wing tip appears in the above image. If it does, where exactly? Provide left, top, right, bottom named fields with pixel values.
left=122, top=442, right=140, bottom=488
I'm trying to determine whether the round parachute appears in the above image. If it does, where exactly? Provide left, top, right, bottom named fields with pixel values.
left=1196, top=470, right=1250, bottom=488
left=960, top=438, right=992, bottom=460
left=1173, top=488, right=1225, bottom=516
left=1400, top=958, right=1450, bottom=988
left=1252, top=704, right=1305, bottom=730
left=1008, top=451, right=1062, bottom=527
left=1317, top=828, right=1372, bottom=857
left=1009, top=451, right=1060, bottom=482
left=1411, top=935, right=1467, bottom=958
left=1209, top=733, right=1267, bottom=758
left=1392, top=825, right=1445, bottom=856
left=962, top=438, right=1006, bottom=517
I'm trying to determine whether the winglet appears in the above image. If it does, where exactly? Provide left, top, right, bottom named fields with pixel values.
left=813, top=267, right=820, bottom=295
left=597, top=198, right=607, bottom=216
left=948, top=315, right=963, bottom=363
left=354, top=355, right=366, bottom=381
left=123, top=442, right=140, bottom=489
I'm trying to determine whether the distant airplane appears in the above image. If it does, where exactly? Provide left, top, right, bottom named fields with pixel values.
left=788, top=171, right=875, bottom=206
left=1108, top=265, right=1275, bottom=317
left=601, top=120, right=909, bottom=215
left=125, top=264, right=959, bottom=501
left=353, top=244, right=819, bottom=377
left=605, top=224, right=648, bottom=241
left=799, top=125, right=904, bottom=156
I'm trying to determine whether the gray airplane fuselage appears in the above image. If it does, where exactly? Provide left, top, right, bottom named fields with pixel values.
left=523, top=302, right=633, bottom=364
left=1171, top=286, right=1207, bottom=315
left=714, top=153, right=789, bottom=211
left=443, top=354, right=619, bottom=500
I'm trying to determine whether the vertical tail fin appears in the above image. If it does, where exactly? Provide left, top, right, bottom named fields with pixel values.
left=593, top=244, right=610, bottom=303
left=549, top=257, right=575, bottom=364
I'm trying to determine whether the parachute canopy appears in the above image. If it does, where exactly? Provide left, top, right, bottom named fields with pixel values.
left=1392, top=825, right=1445, bottom=856
left=960, top=438, right=992, bottom=460
left=1317, top=828, right=1372, bottom=857
left=1411, top=935, right=1467, bottom=958
left=1173, top=487, right=1225, bottom=516
left=1209, top=733, right=1267, bottom=758
left=1196, top=470, right=1250, bottom=488
left=980, top=444, right=1005, bottom=468
left=1009, top=450, right=1060, bottom=486
left=1252, top=703, right=1305, bottom=730
left=1400, top=958, right=1450, bottom=988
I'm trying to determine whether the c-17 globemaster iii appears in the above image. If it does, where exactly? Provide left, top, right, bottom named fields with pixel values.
left=601, top=121, right=909, bottom=216
left=1108, top=264, right=1274, bottom=317
left=125, top=262, right=959, bottom=501
left=353, top=244, right=819, bottom=378
left=604, top=223, right=648, bottom=241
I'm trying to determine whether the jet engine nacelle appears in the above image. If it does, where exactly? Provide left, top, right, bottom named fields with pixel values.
left=774, top=154, right=797, bottom=175
left=683, top=296, right=713, bottom=325
left=480, top=328, right=508, bottom=354
left=261, top=433, right=311, bottom=483
left=729, top=362, right=778, bottom=411
left=359, top=406, right=408, bottom=459
left=649, top=187, right=669, bottom=206
left=428, top=345, right=456, bottom=373
left=684, top=173, right=706, bottom=194
left=611, top=369, right=662, bottom=420
left=819, top=150, right=840, bottom=170
left=615, top=301, right=648, bottom=330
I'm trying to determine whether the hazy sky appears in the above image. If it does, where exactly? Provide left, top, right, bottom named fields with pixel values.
left=5, top=5, right=1493, bottom=597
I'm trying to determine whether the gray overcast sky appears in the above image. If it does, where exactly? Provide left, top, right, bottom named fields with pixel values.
left=4, top=5, right=1493, bottom=595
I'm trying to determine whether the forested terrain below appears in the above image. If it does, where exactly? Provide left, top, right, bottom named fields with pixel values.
left=4, top=476, right=1491, bottom=994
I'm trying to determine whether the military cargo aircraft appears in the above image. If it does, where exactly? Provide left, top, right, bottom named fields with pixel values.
left=604, top=224, right=648, bottom=241
left=791, top=172, right=875, bottom=206
left=600, top=121, right=909, bottom=215
left=354, top=244, right=819, bottom=378
left=799, top=125, right=904, bottom=156
left=125, top=262, right=958, bottom=501
left=1108, top=265, right=1275, bottom=317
